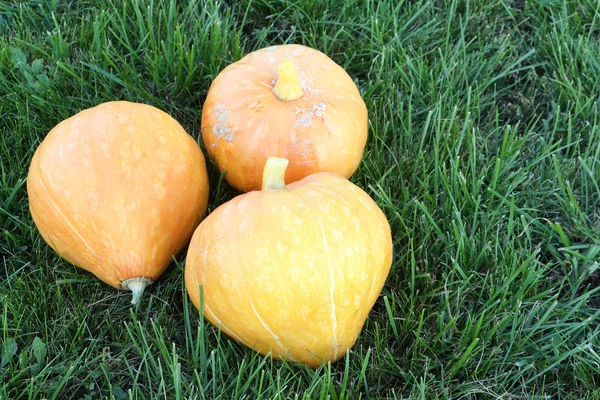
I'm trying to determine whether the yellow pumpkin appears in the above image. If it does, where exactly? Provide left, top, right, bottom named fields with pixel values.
left=27, top=101, right=210, bottom=304
left=185, top=157, right=392, bottom=367
left=201, top=44, right=368, bottom=192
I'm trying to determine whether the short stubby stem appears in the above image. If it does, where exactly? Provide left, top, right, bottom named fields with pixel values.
left=273, top=61, right=304, bottom=102
left=121, top=277, right=154, bottom=305
left=262, top=157, right=289, bottom=191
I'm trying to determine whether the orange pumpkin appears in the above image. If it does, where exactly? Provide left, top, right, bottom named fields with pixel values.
left=27, top=101, right=209, bottom=304
left=185, top=157, right=392, bottom=367
left=201, top=44, right=368, bottom=192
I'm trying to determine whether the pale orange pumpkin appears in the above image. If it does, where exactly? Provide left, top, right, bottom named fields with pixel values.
left=201, top=44, right=368, bottom=192
left=185, top=157, right=392, bottom=367
left=27, top=101, right=210, bottom=304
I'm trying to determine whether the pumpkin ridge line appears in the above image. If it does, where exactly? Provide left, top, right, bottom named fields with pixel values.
left=249, top=302, right=297, bottom=363
left=232, top=246, right=296, bottom=361
left=204, top=302, right=252, bottom=347
left=319, top=220, right=338, bottom=361
left=36, top=170, right=102, bottom=272
left=366, top=233, right=379, bottom=302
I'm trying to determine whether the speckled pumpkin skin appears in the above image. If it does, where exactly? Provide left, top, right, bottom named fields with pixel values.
left=27, top=101, right=210, bottom=288
left=201, top=44, right=368, bottom=192
left=184, top=173, right=392, bottom=367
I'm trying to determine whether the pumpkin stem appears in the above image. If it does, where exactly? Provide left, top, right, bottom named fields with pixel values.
left=273, top=61, right=304, bottom=102
left=121, top=277, right=154, bottom=305
left=262, top=157, right=289, bottom=191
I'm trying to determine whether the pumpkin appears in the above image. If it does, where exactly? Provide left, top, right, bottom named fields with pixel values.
left=185, top=157, right=392, bottom=367
left=201, top=44, right=368, bottom=192
left=27, top=101, right=210, bottom=304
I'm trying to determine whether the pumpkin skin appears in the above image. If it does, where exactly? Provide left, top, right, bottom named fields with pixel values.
left=27, top=101, right=209, bottom=303
left=201, top=44, right=368, bottom=192
left=185, top=158, right=392, bottom=367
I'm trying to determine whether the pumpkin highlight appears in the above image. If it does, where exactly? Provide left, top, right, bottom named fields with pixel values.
left=185, top=157, right=392, bottom=367
left=27, top=101, right=210, bottom=304
left=201, top=44, right=369, bottom=192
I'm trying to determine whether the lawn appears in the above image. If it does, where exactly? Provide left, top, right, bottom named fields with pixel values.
left=1, top=0, right=600, bottom=398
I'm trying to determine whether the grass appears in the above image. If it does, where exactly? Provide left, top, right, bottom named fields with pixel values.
left=1, top=0, right=600, bottom=398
